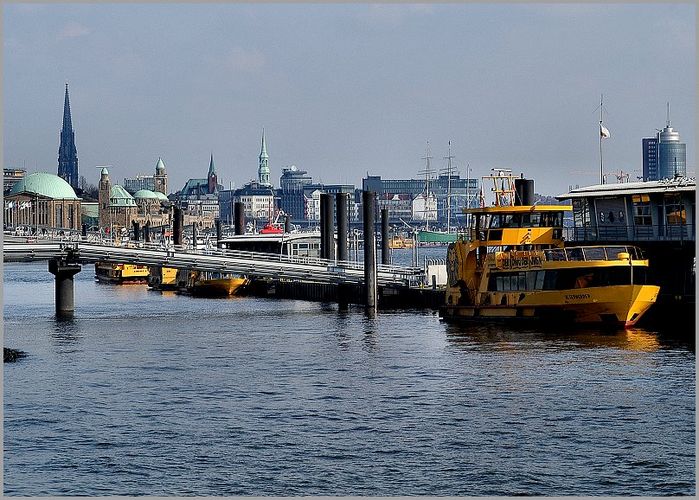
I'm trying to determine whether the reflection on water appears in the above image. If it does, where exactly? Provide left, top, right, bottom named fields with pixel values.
left=443, top=323, right=689, bottom=353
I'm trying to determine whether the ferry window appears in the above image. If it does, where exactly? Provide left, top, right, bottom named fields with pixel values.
left=495, top=275, right=504, bottom=291
left=632, top=267, right=647, bottom=285
left=529, top=213, right=541, bottom=227
left=517, top=272, right=526, bottom=290
left=605, top=246, right=627, bottom=260
left=574, top=271, right=595, bottom=288
left=582, top=247, right=606, bottom=260
left=526, top=271, right=537, bottom=290
left=502, top=214, right=518, bottom=227
left=544, top=249, right=566, bottom=261
left=510, top=274, right=518, bottom=291
left=535, top=270, right=545, bottom=290
left=633, top=202, right=651, bottom=226
left=566, top=247, right=584, bottom=261
left=608, top=211, right=615, bottom=223
left=489, top=215, right=502, bottom=229
left=543, top=271, right=558, bottom=290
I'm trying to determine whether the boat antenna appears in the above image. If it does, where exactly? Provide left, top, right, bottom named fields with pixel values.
left=594, top=94, right=610, bottom=185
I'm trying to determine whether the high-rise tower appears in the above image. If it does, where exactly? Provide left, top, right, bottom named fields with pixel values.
left=258, top=130, right=271, bottom=186
left=58, top=83, right=79, bottom=190
left=643, top=103, right=687, bottom=181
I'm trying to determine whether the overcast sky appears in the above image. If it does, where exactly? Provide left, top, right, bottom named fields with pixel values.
left=3, top=2, right=695, bottom=195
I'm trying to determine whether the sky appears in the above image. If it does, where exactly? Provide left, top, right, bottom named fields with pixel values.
left=3, top=2, right=696, bottom=196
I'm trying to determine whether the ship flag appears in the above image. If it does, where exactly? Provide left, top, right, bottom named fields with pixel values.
left=600, top=123, right=611, bottom=139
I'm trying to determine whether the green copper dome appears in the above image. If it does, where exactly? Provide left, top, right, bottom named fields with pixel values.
left=9, top=172, right=79, bottom=199
left=133, top=189, right=159, bottom=199
left=110, top=184, right=136, bottom=207
left=153, top=191, right=169, bottom=202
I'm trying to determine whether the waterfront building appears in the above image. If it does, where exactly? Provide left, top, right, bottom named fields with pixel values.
left=412, top=192, right=438, bottom=222
left=362, top=174, right=477, bottom=225
left=378, top=193, right=413, bottom=222
left=123, top=157, right=169, bottom=195
left=175, top=154, right=222, bottom=224
left=232, top=180, right=277, bottom=222
left=279, top=165, right=313, bottom=220
left=98, top=167, right=138, bottom=232
left=3, top=168, right=26, bottom=195
left=4, top=172, right=81, bottom=230
left=302, top=183, right=356, bottom=222
left=57, top=84, right=79, bottom=190
left=642, top=105, right=687, bottom=181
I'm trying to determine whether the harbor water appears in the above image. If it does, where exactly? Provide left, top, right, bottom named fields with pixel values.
left=3, top=250, right=695, bottom=496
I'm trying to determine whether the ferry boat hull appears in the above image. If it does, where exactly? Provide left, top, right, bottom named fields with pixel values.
left=147, top=266, right=178, bottom=290
left=442, top=284, right=660, bottom=327
left=95, top=262, right=150, bottom=284
left=190, top=277, right=249, bottom=297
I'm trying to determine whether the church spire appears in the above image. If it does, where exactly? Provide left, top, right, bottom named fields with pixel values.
left=258, top=129, right=270, bottom=185
left=207, top=152, right=218, bottom=194
left=58, top=83, right=79, bottom=190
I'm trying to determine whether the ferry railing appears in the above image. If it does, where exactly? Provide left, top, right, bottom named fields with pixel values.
left=565, top=223, right=694, bottom=243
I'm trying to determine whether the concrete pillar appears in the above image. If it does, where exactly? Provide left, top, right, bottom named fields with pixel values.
left=381, top=208, right=390, bottom=265
left=48, top=259, right=81, bottom=317
left=132, top=220, right=140, bottom=241
left=234, top=202, right=245, bottom=235
left=336, top=193, right=348, bottom=262
left=319, top=194, right=327, bottom=259
left=362, top=190, right=377, bottom=316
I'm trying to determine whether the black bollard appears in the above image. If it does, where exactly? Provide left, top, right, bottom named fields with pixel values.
left=192, top=223, right=198, bottom=249
left=321, top=193, right=334, bottom=261
left=48, top=259, right=81, bottom=317
left=336, top=193, right=348, bottom=262
left=234, top=202, right=245, bottom=235
left=362, top=190, right=377, bottom=316
left=81, top=224, right=87, bottom=239
left=381, top=208, right=390, bottom=265
left=173, top=207, right=183, bottom=246
left=144, top=221, right=151, bottom=243
left=285, top=215, right=291, bottom=233
left=215, top=218, right=222, bottom=247
left=132, top=220, right=140, bottom=242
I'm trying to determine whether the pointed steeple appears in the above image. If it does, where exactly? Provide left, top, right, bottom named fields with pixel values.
left=208, top=152, right=216, bottom=176
left=258, top=129, right=270, bottom=186
left=63, top=83, right=73, bottom=132
left=58, top=83, right=79, bottom=190
left=207, top=152, right=218, bottom=194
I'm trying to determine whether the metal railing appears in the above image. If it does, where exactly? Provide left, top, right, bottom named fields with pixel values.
left=564, top=223, right=695, bottom=243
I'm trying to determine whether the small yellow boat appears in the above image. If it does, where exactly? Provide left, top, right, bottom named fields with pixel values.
left=147, top=266, right=178, bottom=290
left=95, top=262, right=150, bottom=284
left=388, top=235, right=415, bottom=249
left=441, top=171, right=660, bottom=328
left=185, top=270, right=249, bottom=297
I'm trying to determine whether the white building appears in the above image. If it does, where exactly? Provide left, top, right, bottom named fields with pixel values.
left=412, top=192, right=438, bottom=222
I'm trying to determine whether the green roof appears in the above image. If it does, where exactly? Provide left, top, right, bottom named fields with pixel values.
left=110, top=184, right=136, bottom=207
left=133, top=189, right=159, bottom=199
left=153, top=191, right=169, bottom=201
left=9, top=172, right=79, bottom=199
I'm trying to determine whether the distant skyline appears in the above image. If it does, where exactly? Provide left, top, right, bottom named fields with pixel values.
left=3, top=2, right=696, bottom=195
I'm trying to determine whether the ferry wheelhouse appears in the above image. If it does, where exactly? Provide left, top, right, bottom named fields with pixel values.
left=441, top=171, right=659, bottom=327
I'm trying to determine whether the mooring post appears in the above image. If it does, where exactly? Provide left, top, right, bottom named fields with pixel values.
left=132, top=220, right=140, bottom=241
left=192, top=223, right=198, bottom=250
left=319, top=193, right=327, bottom=259
left=234, top=202, right=245, bottom=235
left=144, top=221, right=151, bottom=243
left=81, top=223, right=87, bottom=239
left=285, top=215, right=291, bottom=233
left=336, top=193, right=349, bottom=310
left=363, top=190, right=377, bottom=317
left=323, top=193, right=335, bottom=261
left=173, top=206, right=183, bottom=246
left=48, top=259, right=81, bottom=317
left=381, top=208, right=390, bottom=265
left=215, top=218, right=222, bottom=247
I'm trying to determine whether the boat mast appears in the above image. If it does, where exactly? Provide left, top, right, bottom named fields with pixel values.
left=419, top=140, right=435, bottom=231
left=443, top=141, right=455, bottom=233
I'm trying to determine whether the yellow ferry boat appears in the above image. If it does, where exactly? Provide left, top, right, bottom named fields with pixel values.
left=440, top=171, right=660, bottom=327
left=183, top=270, right=249, bottom=297
left=147, top=266, right=179, bottom=290
left=95, top=262, right=150, bottom=284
